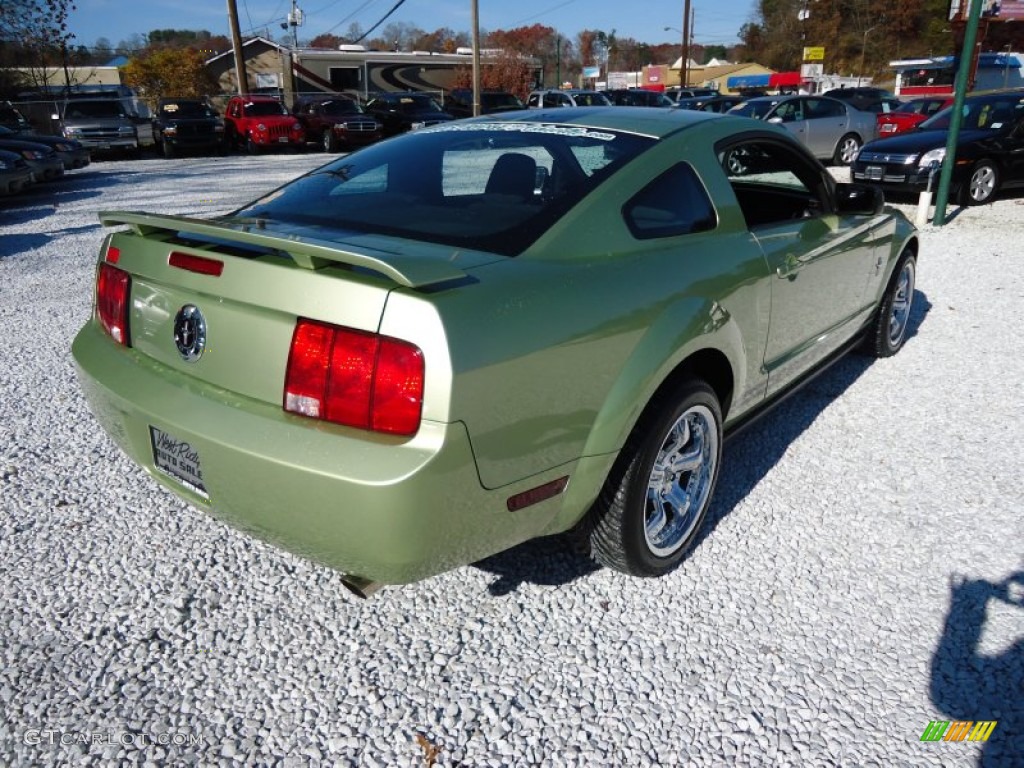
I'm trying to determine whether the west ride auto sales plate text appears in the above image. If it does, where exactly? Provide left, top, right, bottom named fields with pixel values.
left=149, top=426, right=209, bottom=499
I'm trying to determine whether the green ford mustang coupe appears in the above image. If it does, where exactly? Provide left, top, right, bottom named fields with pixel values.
left=73, top=108, right=919, bottom=596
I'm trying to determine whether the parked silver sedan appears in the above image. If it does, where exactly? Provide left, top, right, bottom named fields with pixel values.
left=728, top=95, right=877, bottom=165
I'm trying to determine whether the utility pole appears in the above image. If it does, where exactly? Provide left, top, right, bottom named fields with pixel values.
left=288, top=0, right=302, bottom=51
left=471, top=0, right=481, bottom=116
left=227, top=0, right=248, bottom=95
left=681, top=0, right=691, bottom=87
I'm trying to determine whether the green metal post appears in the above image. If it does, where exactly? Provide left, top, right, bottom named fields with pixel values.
left=932, top=0, right=984, bottom=226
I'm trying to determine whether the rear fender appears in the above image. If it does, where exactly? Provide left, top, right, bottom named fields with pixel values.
left=551, top=297, right=744, bottom=530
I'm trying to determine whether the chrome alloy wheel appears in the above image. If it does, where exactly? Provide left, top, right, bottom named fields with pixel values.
left=968, top=164, right=997, bottom=203
left=888, top=258, right=915, bottom=348
left=644, top=404, right=719, bottom=557
left=837, top=136, right=861, bottom=165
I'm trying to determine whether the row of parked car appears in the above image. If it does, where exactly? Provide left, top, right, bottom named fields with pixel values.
left=0, top=119, right=91, bottom=198
left=5, top=85, right=1022, bottom=207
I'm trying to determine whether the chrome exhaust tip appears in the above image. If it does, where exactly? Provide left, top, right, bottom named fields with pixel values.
left=341, top=575, right=383, bottom=599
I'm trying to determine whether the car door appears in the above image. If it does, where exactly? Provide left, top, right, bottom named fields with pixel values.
left=768, top=99, right=813, bottom=154
left=719, top=137, right=881, bottom=394
left=1004, top=108, right=1024, bottom=186
left=804, top=97, right=848, bottom=158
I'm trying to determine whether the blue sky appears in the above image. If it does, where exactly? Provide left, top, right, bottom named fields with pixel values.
left=70, top=0, right=755, bottom=50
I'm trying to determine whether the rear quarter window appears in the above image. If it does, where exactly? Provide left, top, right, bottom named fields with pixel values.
left=623, top=163, right=717, bottom=239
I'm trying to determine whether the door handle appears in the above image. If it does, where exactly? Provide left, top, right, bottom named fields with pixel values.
left=776, top=253, right=803, bottom=278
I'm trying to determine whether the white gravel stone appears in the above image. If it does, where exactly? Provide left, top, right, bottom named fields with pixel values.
left=0, top=154, right=1021, bottom=767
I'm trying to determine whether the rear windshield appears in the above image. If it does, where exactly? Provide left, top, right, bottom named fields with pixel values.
left=232, top=122, right=655, bottom=256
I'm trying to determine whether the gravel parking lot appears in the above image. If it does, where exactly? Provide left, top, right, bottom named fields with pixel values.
left=1, top=154, right=1021, bottom=767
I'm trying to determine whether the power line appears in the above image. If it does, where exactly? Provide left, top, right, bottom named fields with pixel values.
left=513, top=0, right=582, bottom=27
left=352, top=0, right=409, bottom=43
left=320, top=0, right=384, bottom=37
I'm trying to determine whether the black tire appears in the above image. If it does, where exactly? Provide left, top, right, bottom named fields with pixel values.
left=832, top=133, right=862, bottom=166
left=957, top=159, right=999, bottom=206
left=578, top=379, right=723, bottom=576
left=246, top=136, right=261, bottom=155
left=864, top=251, right=916, bottom=358
left=322, top=130, right=338, bottom=153
left=162, top=139, right=175, bottom=159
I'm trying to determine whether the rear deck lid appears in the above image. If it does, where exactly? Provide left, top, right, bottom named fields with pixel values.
left=98, top=211, right=484, bottom=409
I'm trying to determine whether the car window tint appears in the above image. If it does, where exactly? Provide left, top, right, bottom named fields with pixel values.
left=442, top=148, right=553, bottom=196
left=234, top=124, right=655, bottom=256
left=718, top=140, right=827, bottom=228
left=808, top=99, right=843, bottom=118
left=623, top=162, right=716, bottom=239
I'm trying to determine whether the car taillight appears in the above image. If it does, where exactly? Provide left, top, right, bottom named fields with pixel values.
left=96, top=262, right=130, bottom=345
left=284, top=319, right=424, bottom=436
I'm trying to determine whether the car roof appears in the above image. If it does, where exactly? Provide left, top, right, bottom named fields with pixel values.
left=827, top=86, right=892, bottom=95
left=472, top=105, right=743, bottom=139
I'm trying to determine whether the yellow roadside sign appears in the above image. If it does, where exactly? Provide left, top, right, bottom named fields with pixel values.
left=803, top=46, right=825, bottom=61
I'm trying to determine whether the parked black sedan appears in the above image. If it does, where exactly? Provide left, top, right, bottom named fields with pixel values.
left=0, top=125, right=90, bottom=170
left=851, top=89, right=1024, bottom=205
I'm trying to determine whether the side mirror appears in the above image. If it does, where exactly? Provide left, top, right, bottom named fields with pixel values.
left=835, top=182, right=884, bottom=215
left=768, top=116, right=784, bottom=124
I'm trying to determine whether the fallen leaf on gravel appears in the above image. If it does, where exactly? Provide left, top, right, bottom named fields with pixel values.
left=415, top=733, right=442, bottom=767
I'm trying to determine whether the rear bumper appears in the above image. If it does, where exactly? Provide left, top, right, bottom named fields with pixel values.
left=72, top=321, right=567, bottom=585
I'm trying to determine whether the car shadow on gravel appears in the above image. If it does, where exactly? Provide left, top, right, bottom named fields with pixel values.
left=0, top=233, right=54, bottom=257
left=472, top=290, right=932, bottom=596
left=929, top=569, right=1023, bottom=766
left=886, top=186, right=1024, bottom=223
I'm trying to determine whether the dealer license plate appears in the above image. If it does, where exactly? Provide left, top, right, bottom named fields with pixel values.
left=149, top=426, right=209, bottom=499
left=865, top=165, right=884, bottom=181
left=277, top=136, right=289, bottom=143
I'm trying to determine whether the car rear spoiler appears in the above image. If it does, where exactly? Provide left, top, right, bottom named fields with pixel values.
left=98, top=211, right=468, bottom=289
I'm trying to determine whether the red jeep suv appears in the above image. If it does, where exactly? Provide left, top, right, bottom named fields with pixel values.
left=224, top=95, right=305, bottom=153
